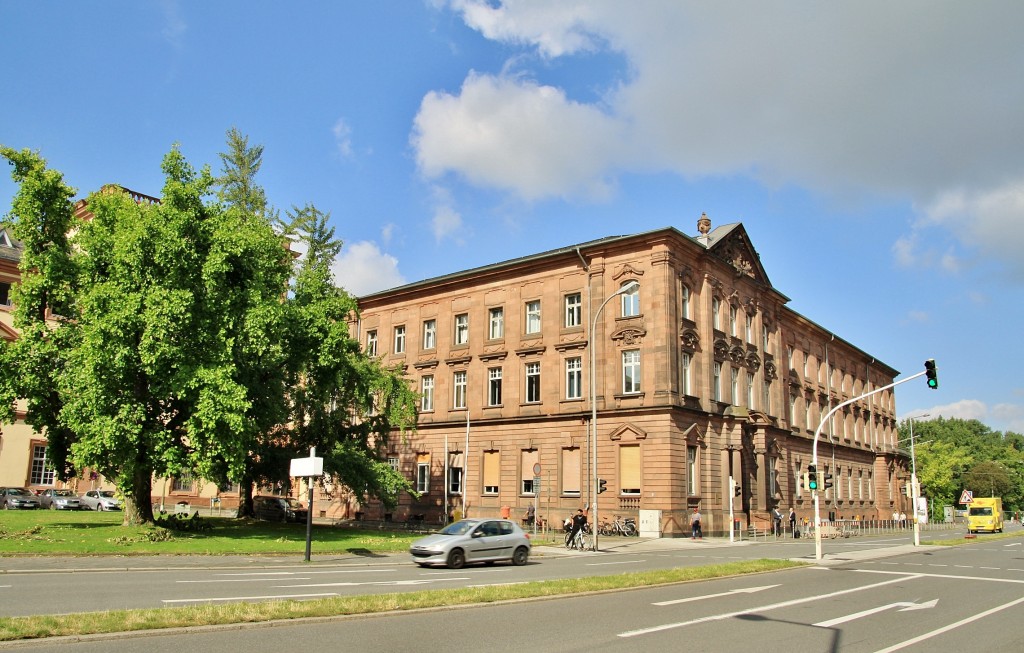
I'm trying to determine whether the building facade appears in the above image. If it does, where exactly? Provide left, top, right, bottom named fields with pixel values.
left=351, top=216, right=907, bottom=536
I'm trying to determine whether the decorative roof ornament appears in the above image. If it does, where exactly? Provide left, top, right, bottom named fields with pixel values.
left=697, top=212, right=711, bottom=236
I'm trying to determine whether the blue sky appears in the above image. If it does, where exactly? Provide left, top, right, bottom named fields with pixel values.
left=2, top=1, right=1023, bottom=434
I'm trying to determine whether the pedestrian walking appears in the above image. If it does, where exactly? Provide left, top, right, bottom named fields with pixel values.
left=789, top=507, right=797, bottom=537
left=691, top=507, right=703, bottom=539
left=772, top=507, right=783, bottom=537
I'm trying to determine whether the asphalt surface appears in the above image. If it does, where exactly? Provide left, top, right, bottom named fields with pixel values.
left=0, top=531, right=922, bottom=575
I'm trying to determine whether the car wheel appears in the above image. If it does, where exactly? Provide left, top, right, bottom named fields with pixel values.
left=447, top=548, right=466, bottom=569
left=48, top=503, right=55, bottom=510
left=512, top=546, right=529, bottom=566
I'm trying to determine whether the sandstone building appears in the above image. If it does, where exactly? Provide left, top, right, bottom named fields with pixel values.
left=352, top=216, right=905, bottom=536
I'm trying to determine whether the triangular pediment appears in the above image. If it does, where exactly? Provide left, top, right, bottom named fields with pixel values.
left=0, top=230, right=12, bottom=248
left=706, top=224, right=771, bottom=286
left=0, top=320, right=19, bottom=342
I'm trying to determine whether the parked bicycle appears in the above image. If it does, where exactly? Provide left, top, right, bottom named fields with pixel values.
left=599, top=515, right=637, bottom=536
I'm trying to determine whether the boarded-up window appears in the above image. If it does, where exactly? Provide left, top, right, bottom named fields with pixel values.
left=619, top=445, right=641, bottom=495
left=483, top=451, right=499, bottom=495
left=521, top=449, right=539, bottom=494
left=561, top=447, right=581, bottom=497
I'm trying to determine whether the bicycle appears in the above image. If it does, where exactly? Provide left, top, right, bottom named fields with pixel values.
left=564, top=522, right=591, bottom=550
left=610, top=515, right=637, bottom=536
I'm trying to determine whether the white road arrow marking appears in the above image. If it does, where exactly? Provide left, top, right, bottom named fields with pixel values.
left=815, top=599, right=938, bottom=628
left=653, top=585, right=781, bottom=606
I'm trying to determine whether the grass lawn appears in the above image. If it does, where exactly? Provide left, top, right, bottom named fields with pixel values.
left=0, top=509, right=426, bottom=556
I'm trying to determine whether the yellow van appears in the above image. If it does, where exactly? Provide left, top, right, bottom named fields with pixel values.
left=967, top=497, right=1004, bottom=533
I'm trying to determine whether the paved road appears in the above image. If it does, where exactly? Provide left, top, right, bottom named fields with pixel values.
left=5, top=538, right=1024, bottom=652
left=0, top=525, right=986, bottom=618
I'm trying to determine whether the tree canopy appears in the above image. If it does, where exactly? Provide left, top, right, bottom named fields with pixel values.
left=1, top=137, right=418, bottom=524
left=901, top=417, right=1024, bottom=517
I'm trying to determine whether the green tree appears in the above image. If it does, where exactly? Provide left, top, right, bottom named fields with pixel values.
left=1, top=145, right=291, bottom=525
left=963, top=460, right=1013, bottom=499
left=282, top=204, right=418, bottom=509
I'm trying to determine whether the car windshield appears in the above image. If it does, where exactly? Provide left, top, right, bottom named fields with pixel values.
left=439, top=520, right=478, bottom=536
left=8, top=488, right=30, bottom=496
left=53, top=490, right=74, bottom=497
left=98, top=491, right=116, bottom=498
left=969, top=507, right=993, bottom=516
left=285, top=498, right=305, bottom=509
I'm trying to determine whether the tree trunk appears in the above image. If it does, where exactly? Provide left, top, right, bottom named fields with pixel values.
left=123, top=467, right=155, bottom=526
left=237, top=469, right=255, bottom=518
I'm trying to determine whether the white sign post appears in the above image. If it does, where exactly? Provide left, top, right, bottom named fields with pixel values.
left=290, top=447, right=324, bottom=562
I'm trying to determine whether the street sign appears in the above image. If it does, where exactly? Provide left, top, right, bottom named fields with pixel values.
left=533, top=462, right=542, bottom=475
left=959, top=490, right=973, bottom=505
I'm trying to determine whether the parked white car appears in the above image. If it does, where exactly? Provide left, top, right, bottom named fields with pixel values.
left=0, top=487, right=42, bottom=510
left=79, top=490, right=122, bottom=511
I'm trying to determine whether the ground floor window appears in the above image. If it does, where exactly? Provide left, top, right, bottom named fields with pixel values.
left=561, top=447, right=581, bottom=497
left=619, top=445, right=641, bottom=495
left=416, top=453, right=431, bottom=493
left=30, top=444, right=55, bottom=486
left=482, top=450, right=499, bottom=495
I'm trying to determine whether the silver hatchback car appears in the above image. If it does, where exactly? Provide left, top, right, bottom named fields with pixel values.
left=410, top=518, right=531, bottom=569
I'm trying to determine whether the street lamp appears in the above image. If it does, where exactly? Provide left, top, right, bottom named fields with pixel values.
left=907, top=413, right=929, bottom=546
left=590, top=279, right=639, bottom=552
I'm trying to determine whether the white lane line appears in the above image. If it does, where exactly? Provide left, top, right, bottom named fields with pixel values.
left=279, top=577, right=471, bottom=588
left=587, top=560, right=645, bottom=566
left=872, top=595, right=1024, bottom=653
left=163, top=592, right=337, bottom=604
left=814, top=599, right=937, bottom=628
left=653, top=585, right=779, bottom=606
left=216, top=569, right=392, bottom=576
left=178, top=578, right=313, bottom=583
left=618, top=574, right=921, bottom=638
left=854, top=569, right=1024, bottom=584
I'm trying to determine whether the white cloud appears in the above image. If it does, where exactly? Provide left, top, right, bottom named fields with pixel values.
left=330, top=241, right=405, bottom=296
left=380, top=223, right=396, bottom=245
left=431, top=205, right=463, bottom=242
left=160, top=0, right=187, bottom=49
left=923, top=178, right=1024, bottom=280
left=413, top=72, right=623, bottom=201
left=913, top=399, right=989, bottom=422
left=420, top=2, right=1024, bottom=273
left=332, top=118, right=354, bottom=158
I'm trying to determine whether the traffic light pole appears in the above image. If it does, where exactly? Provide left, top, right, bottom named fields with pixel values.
left=812, top=369, right=928, bottom=562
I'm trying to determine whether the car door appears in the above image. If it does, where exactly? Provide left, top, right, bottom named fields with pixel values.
left=466, top=520, right=504, bottom=562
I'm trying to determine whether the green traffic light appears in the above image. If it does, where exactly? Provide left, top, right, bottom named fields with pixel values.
left=925, top=359, right=938, bottom=389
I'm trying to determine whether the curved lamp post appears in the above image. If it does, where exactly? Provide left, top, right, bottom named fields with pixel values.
left=590, top=279, right=639, bottom=551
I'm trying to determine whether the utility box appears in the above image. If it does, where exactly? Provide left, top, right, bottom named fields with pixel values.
left=639, top=509, right=662, bottom=538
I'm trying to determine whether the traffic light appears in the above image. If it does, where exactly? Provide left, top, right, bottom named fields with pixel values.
left=597, top=478, right=607, bottom=494
left=807, top=464, right=818, bottom=491
left=924, top=359, right=938, bottom=390
left=823, top=472, right=834, bottom=490
left=734, top=482, right=742, bottom=497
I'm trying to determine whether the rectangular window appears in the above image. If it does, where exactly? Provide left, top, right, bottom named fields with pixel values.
left=619, top=445, right=641, bottom=495
left=521, top=449, right=539, bottom=494
left=712, top=297, right=721, bottom=330
left=680, top=352, right=692, bottom=396
left=746, top=371, right=755, bottom=408
left=681, top=285, right=690, bottom=320
left=448, top=452, right=463, bottom=495
left=763, top=325, right=770, bottom=352
left=453, top=370, right=467, bottom=409
left=729, top=305, right=738, bottom=337
left=621, top=283, right=640, bottom=317
left=388, top=456, right=400, bottom=472
left=366, top=330, right=377, bottom=356
left=525, top=362, right=541, bottom=403
left=455, top=314, right=469, bottom=345
left=565, top=357, right=583, bottom=400
left=763, top=379, right=771, bottom=415
left=687, top=445, right=697, bottom=495
left=30, top=444, right=55, bottom=486
left=422, top=319, right=436, bottom=350
left=713, top=362, right=722, bottom=402
left=420, top=375, right=434, bottom=412
left=488, top=307, right=504, bottom=340
left=525, top=300, right=541, bottom=334
left=745, top=313, right=753, bottom=343
left=393, top=325, right=406, bottom=354
left=488, top=367, right=503, bottom=406
left=0, top=281, right=11, bottom=307
left=768, top=456, right=777, bottom=498
left=416, top=453, right=430, bottom=493
left=482, top=451, right=500, bottom=495
left=564, top=293, right=582, bottom=328
left=172, top=471, right=193, bottom=492
left=561, top=447, right=581, bottom=496
left=622, top=350, right=641, bottom=394
left=730, top=366, right=739, bottom=404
